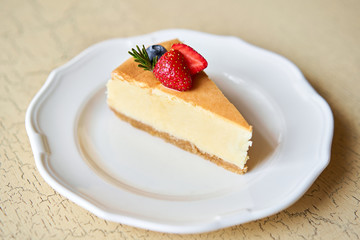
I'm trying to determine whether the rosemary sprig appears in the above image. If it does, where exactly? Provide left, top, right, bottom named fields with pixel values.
left=128, top=45, right=158, bottom=71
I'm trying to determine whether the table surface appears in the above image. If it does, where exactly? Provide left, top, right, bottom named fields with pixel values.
left=1, top=0, right=359, bottom=239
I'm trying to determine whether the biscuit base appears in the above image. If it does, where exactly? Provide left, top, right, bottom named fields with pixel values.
left=110, top=107, right=248, bottom=174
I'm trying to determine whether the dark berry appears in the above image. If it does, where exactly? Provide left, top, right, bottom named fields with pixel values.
left=146, top=45, right=167, bottom=63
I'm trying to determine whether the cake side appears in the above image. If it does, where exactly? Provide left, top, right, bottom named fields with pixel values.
left=107, top=78, right=252, bottom=169
left=109, top=106, right=248, bottom=174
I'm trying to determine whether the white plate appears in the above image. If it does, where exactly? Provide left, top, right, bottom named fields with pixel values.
left=26, top=29, right=333, bottom=234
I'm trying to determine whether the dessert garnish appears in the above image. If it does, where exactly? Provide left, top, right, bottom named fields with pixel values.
left=153, top=49, right=192, bottom=91
left=146, top=45, right=167, bottom=64
left=128, top=43, right=208, bottom=91
left=171, top=43, right=208, bottom=75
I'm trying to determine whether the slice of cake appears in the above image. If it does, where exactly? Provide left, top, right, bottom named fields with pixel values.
left=106, top=39, right=252, bottom=174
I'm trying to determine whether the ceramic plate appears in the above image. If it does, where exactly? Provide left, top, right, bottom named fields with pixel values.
left=26, top=29, right=333, bottom=234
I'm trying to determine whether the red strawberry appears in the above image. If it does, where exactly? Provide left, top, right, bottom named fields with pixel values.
left=153, top=49, right=192, bottom=91
left=171, top=43, right=208, bottom=75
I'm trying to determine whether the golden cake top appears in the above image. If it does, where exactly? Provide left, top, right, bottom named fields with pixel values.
left=112, top=39, right=251, bottom=131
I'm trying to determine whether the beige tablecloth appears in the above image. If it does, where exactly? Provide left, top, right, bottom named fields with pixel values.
left=1, top=0, right=359, bottom=239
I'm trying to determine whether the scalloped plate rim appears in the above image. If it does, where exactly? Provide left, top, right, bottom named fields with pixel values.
left=25, top=29, right=334, bottom=234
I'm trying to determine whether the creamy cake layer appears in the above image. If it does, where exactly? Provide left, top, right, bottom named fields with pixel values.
left=107, top=77, right=252, bottom=169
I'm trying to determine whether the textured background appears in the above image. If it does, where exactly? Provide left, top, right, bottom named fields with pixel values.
left=1, top=0, right=360, bottom=239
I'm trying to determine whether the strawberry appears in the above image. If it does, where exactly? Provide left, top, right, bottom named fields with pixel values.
left=171, top=43, right=208, bottom=75
left=153, top=49, right=192, bottom=91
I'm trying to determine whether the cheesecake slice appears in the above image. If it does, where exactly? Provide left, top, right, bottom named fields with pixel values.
left=106, top=39, right=252, bottom=174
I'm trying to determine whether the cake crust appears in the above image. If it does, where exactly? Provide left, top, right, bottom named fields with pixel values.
left=109, top=107, right=248, bottom=174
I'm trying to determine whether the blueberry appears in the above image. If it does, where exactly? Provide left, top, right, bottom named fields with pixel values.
left=146, top=45, right=167, bottom=63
